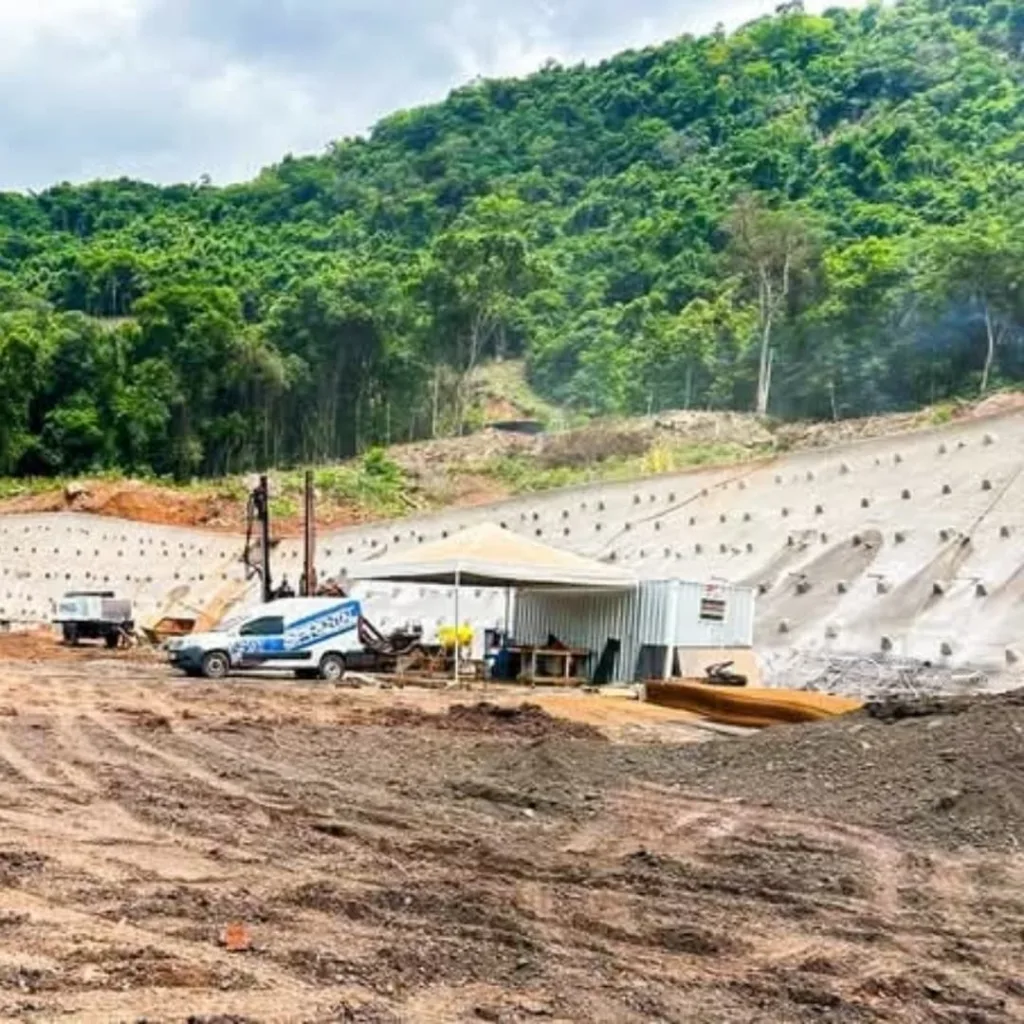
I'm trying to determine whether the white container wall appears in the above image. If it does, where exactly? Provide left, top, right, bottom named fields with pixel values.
left=513, top=579, right=755, bottom=683
left=672, top=579, right=756, bottom=649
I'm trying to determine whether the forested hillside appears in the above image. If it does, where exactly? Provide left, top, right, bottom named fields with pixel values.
left=0, top=0, right=1022, bottom=479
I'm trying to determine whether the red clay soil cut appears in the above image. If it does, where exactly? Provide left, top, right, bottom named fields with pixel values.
left=0, top=479, right=378, bottom=534
left=0, top=480, right=240, bottom=530
left=0, top=655, right=1019, bottom=1023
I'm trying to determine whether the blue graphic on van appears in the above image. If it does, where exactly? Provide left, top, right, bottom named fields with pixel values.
left=229, top=601, right=361, bottom=662
left=287, top=601, right=360, bottom=650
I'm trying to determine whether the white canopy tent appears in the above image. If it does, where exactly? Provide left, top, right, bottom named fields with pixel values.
left=351, top=522, right=636, bottom=589
left=350, top=523, right=636, bottom=678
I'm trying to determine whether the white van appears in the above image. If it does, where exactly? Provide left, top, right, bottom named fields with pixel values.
left=167, top=597, right=363, bottom=681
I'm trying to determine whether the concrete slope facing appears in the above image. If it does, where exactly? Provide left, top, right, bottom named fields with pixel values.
left=1, top=411, right=1022, bottom=683
left=318, top=410, right=1024, bottom=678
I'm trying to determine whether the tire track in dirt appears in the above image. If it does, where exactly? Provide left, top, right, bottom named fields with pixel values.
left=0, top=722, right=77, bottom=793
left=4, top=715, right=109, bottom=797
left=0, top=887, right=319, bottom=1002
left=82, top=712, right=296, bottom=812
left=179, top=727, right=485, bottom=846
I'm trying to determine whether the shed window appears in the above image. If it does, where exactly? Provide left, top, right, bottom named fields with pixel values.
left=699, top=594, right=727, bottom=622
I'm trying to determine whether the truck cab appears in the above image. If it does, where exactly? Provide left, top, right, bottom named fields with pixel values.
left=167, top=597, right=363, bottom=681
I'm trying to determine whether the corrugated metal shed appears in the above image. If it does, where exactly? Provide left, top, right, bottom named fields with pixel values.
left=514, top=579, right=755, bottom=684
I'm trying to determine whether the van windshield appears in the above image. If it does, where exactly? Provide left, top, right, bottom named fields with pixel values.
left=211, top=615, right=244, bottom=634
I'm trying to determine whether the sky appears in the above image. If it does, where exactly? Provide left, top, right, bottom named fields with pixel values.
left=0, top=0, right=841, bottom=191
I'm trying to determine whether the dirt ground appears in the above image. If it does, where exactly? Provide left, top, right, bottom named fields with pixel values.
left=0, top=646, right=1020, bottom=1023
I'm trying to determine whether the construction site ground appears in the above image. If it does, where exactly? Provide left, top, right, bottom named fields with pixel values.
left=0, top=641, right=1021, bottom=1022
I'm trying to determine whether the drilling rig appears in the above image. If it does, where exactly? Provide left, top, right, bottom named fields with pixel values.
left=242, top=472, right=318, bottom=602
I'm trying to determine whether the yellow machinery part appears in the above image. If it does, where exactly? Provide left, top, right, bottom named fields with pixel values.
left=645, top=680, right=863, bottom=728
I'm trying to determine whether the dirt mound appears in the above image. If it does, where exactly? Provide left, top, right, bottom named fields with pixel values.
left=865, top=689, right=1024, bottom=722
left=443, top=701, right=606, bottom=739
left=0, top=480, right=238, bottom=530
left=659, top=688, right=1024, bottom=852
left=363, top=701, right=605, bottom=741
left=0, top=631, right=160, bottom=665
left=967, top=391, right=1024, bottom=419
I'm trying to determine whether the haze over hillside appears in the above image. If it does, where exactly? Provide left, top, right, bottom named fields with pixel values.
left=0, top=0, right=1021, bottom=481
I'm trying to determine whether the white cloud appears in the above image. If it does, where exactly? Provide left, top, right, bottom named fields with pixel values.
left=0, top=0, right=859, bottom=190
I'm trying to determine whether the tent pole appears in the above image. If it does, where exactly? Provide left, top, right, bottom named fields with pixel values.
left=453, top=567, right=461, bottom=686
left=662, top=579, right=680, bottom=681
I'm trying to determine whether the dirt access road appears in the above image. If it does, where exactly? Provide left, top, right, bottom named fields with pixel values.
left=0, top=648, right=1020, bottom=1023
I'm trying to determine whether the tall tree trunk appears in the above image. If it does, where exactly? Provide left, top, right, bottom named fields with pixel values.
left=431, top=365, right=441, bottom=438
left=981, top=304, right=996, bottom=395
left=755, top=269, right=774, bottom=416
left=756, top=314, right=773, bottom=416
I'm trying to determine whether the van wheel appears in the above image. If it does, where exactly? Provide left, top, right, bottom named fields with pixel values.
left=319, top=653, right=346, bottom=682
left=201, top=651, right=230, bottom=680
left=63, top=624, right=79, bottom=646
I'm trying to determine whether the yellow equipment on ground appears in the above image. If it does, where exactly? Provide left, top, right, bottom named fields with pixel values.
left=645, top=680, right=863, bottom=728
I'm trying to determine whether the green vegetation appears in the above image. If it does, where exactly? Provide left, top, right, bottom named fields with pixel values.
left=482, top=439, right=766, bottom=494
left=1, top=0, right=1023, bottom=481
left=308, top=449, right=413, bottom=517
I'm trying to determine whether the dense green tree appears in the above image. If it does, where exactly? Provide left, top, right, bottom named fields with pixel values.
left=725, top=194, right=821, bottom=415
left=917, top=213, right=1024, bottom=393
left=0, top=0, right=1021, bottom=477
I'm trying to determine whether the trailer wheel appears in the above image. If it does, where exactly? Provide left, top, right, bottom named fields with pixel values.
left=104, top=632, right=119, bottom=650
left=318, top=653, right=346, bottom=682
left=201, top=651, right=231, bottom=680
